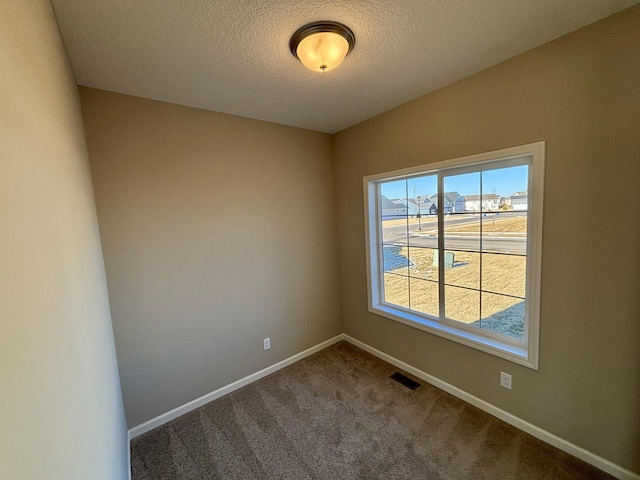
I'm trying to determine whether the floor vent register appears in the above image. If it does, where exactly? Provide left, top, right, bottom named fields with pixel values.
left=390, top=372, right=421, bottom=391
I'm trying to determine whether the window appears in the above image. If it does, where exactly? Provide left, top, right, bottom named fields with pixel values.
left=364, top=142, right=544, bottom=369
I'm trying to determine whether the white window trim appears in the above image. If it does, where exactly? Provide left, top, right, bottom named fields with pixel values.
left=363, top=142, right=544, bottom=369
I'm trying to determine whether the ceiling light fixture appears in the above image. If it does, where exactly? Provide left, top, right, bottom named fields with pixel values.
left=289, top=21, right=355, bottom=73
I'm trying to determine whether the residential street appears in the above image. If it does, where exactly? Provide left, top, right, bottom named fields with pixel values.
left=382, top=214, right=526, bottom=254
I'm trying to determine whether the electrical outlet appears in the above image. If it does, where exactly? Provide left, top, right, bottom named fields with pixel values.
left=263, top=337, right=271, bottom=350
left=500, top=371, right=512, bottom=390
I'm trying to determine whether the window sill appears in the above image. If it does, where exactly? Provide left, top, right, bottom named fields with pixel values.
left=369, top=303, right=537, bottom=369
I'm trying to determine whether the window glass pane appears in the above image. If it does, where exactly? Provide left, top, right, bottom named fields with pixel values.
left=380, top=180, right=408, bottom=219
left=383, top=273, right=409, bottom=309
left=382, top=244, right=410, bottom=276
left=481, top=211, right=527, bottom=255
left=444, top=173, right=480, bottom=254
left=380, top=179, right=407, bottom=203
left=444, top=285, right=480, bottom=324
left=479, top=292, right=525, bottom=340
left=381, top=179, right=409, bottom=247
left=443, top=172, right=477, bottom=215
left=407, top=174, right=437, bottom=231
left=406, top=175, right=438, bottom=278
left=482, top=165, right=528, bottom=213
left=443, top=250, right=480, bottom=290
left=444, top=213, right=481, bottom=253
left=480, top=165, right=528, bottom=260
left=409, top=278, right=439, bottom=318
left=382, top=216, right=410, bottom=247
left=408, top=247, right=437, bottom=280
left=481, top=253, right=526, bottom=298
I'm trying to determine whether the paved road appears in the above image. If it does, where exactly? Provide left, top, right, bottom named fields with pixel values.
left=383, top=216, right=471, bottom=236
left=382, top=213, right=527, bottom=254
left=383, top=213, right=526, bottom=235
left=385, top=235, right=526, bottom=254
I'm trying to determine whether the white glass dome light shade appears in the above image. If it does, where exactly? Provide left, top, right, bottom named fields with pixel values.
left=289, top=21, right=355, bottom=73
left=296, top=31, right=349, bottom=72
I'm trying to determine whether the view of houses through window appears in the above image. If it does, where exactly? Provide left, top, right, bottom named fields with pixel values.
left=380, top=164, right=529, bottom=340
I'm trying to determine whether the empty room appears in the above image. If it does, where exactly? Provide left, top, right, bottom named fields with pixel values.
left=2, top=0, right=639, bottom=479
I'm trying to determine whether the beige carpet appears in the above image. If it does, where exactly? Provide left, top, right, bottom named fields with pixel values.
left=131, top=341, right=613, bottom=479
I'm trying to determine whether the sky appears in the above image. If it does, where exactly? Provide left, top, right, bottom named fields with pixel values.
left=380, top=165, right=528, bottom=200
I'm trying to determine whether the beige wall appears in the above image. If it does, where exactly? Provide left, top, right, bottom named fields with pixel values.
left=0, top=1, right=129, bottom=479
left=80, top=88, right=342, bottom=428
left=333, top=6, right=640, bottom=474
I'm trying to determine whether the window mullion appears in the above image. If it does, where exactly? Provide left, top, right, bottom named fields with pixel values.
left=437, top=173, right=445, bottom=322
left=479, top=172, right=483, bottom=329
left=405, top=180, right=411, bottom=309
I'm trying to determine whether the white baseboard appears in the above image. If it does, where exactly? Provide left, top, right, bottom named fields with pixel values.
left=128, top=334, right=344, bottom=439
left=342, top=334, right=639, bottom=480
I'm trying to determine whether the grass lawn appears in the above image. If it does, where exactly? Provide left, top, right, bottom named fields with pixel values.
left=383, top=245, right=526, bottom=339
left=444, top=215, right=527, bottom=234
left=382, top=217, right=439, bottom=228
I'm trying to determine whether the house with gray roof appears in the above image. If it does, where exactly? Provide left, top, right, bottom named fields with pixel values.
left=509, top=192, right=528, bottom=211
left=428, top=191, right=465, bottom=214
left=381, top=195, right=408, bottom=219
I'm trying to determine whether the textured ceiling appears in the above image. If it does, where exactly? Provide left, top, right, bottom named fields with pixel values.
left=50, top=0, right=638, bottom=133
